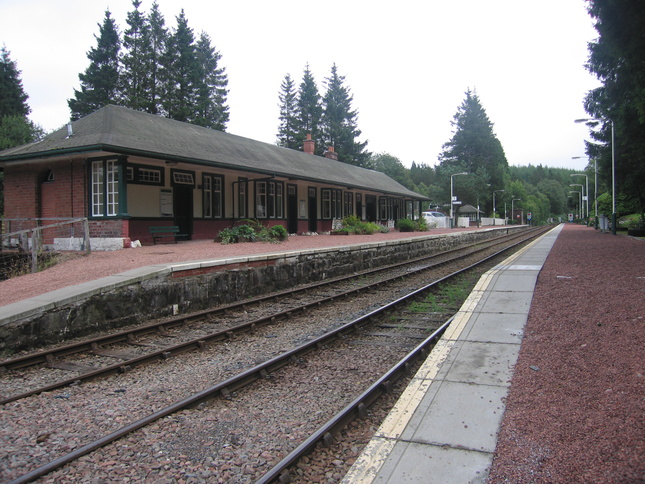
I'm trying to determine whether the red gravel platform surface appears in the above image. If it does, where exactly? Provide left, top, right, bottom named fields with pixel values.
left=489, top=224, right=645, bottom=483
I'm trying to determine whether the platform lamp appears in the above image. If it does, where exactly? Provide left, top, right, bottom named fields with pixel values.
left=570, top=183, right=585, bottom=220
left=569, top=190, right=582, bottom=220
left=570, top=173, right=589, bottom=226
left=450, top=172, right=468, bottom=228
left=512, top=198, right=521, bottom=225
left=575, top=118, right=615, bottom=234
left=573, top=156, right=597, bottom=229
left=492, top=189, right=504, bottom=226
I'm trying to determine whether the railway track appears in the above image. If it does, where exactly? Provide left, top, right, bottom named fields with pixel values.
left=1, top=226, right=550, bottom=483
left=0, top=227, right=542, bottom=405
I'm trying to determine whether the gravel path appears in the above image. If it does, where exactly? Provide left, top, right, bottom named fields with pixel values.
left=488, top=224, right=645, bottom=483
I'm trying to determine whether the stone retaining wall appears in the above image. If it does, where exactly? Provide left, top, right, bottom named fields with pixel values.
left=0, top=227, right=524, bottom=353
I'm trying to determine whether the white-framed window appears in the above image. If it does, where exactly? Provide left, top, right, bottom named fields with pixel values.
left=379, top=196, right=388, bottom=220
left=344, top=192, right=353, bottom=216
left=256, top=181, right=284, bottom=219
left=238, top=178, right=247, bottom=218
left=91, top=159, right=119, bottom=217
left=322, top=188, right=342, bottom=219
left=203, top=174, right=224, bottom=218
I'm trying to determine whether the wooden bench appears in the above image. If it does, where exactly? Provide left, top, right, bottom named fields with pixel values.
left=148, top=226, right=187, bottom=244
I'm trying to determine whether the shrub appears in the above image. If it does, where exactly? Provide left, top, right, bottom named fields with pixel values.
left=269, top=224, right=288, bottom=241
left=217, top=219, right=288, bottom=244
left=396, top=218, right=416, bottom=232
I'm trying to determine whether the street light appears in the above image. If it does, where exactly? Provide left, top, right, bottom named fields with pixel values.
left=492, top=189, right=504, bottom=226
left=569, top=190, right=582, bottom=220
left=571, top=173, right=589, bottom=225
left=450, top=172, right=468, bottom=228
left=573, top=156, right=597, bottom=229
left=575, top=117, right=615, bottom=234
left=570, top=183, right=585, bottom=219
left=512, top=198, right=521, bottom=225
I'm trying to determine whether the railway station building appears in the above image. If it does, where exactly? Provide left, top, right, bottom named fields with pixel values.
left=0, top=105, right=427, bottom=249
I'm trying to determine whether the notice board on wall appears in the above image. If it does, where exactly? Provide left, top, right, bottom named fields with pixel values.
left=160, top=189, right=173, bottom=217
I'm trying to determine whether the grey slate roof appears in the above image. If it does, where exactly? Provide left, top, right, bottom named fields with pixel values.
left=0, top=105, right=426, bottom=200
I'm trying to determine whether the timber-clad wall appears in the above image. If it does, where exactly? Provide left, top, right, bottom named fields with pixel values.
left=0, top=227, right=525, bottom=353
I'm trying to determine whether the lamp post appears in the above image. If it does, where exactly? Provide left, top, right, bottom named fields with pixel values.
left=573, top=156, right=597, bottom=228
left=569, top=190, right=581, bottom=220
left=450, top=172, right=468, bottom=228
left=492, top=189, right=504, bottom=226
left=512, top=198, right=521, bottom=225
left=570, top=183, right=585, bottom=219
left=575, top=118, right=615, bottom=234
left=570, top=174, right=589, bottom=225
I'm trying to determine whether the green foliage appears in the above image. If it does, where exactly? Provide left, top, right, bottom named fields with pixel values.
left=335, top=216, right=384, bottom=235
left=68, top=5, right=229, bottom=129
left=68, top=10, right=121, bottom=119
left=396, top=218, right=416, bottom=232
left=370, top=153, right=414, bottom=189
left=0, top=46, right=30, bottom=119
left=276, top=73, right=299, bottom=149
left=217, top=220, right=288, bottom=244
left=584, top=0, right=645, bottom=214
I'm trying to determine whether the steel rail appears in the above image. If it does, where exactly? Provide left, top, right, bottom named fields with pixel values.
left=7, top=226, right=548, bottom=484
left=0, top=227, right=545, bottom=404
left=1, top=229, right=528, bottom=371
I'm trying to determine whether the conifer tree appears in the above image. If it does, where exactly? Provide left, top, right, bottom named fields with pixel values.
left=276, top=73, right=299, bottom=149
left=0, top=45, right=30, bottom=119
left=439, top=89, right=509, bottom=204
left=147, top=1, right=168, bottom=115
left=161, top=10, right=198, bottom=122
left=121, top=0, right=153, bottom=112
left=296, top=64, right=323, bottom=154
left=193, top=31, right=229, bottom=130
left=68, top=10, right=121, bottom=119
left=320, top=64, right=370, bottom=167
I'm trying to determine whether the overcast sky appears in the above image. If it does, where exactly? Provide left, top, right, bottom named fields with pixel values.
left=2, top=0, right=600, bottom=170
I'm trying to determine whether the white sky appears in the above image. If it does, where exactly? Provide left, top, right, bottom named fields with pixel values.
left=1, top=0, right=600, bottom=170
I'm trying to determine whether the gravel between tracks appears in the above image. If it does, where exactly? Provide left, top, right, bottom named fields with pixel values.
left=2, top=225, right=643, bottom=483
left=488, top=224, right=645, bottom=484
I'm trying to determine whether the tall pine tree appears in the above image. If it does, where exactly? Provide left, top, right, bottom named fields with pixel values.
left=296, top=64, right=323, bottom=154
left=0, top=46, right=43, bottom=151
left=193, top=31, right=229, bottom=130
left=68, top=10, right=121, bottom=119
left=438, top=89, right=509, bottom=212
left=276, top=73, right=299, bottom=149
left=121, top=0, right=153, bottom=112
left=147, top=1, right=168, bottom=115
left=584, top=0, right=645, bottom=214
left=320, top=64, right=370, bottom=167
left=161, top=10, right=198, bottom=122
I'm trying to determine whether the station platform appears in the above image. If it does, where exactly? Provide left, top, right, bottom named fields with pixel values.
left=342, top=225, right=562, bottom=482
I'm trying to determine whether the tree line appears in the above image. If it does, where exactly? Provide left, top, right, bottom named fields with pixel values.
left=69, top=1, right=229, bottom=130
left=3, top=0, right=642, bottom=224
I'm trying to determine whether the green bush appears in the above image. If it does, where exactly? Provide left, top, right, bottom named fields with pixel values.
left=269, top=224, right=288, bottom=241
left=396, top=218, right=416, bottom=232
left=217, top=219, right=288, bottom=244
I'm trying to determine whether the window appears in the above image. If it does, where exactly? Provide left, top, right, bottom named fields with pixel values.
left=379, top=197, right=388, bottom=220
left=91, top=159, right=119, bottom=217
left=238, top=178, right=247, bottom=218
left=344, top=192, right=353, bottom=216
left=322, top=188, right=342, bottom=219
left=172, top=171, right=194, bottom=186
left=126, top=164, right=164, bottom=186
left=256, top=180, right=284, bottom=219
left=203, top=174, right=223, bottom=218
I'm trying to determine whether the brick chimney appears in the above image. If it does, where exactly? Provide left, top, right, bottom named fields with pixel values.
left=324, top=146, right=338, bottom=161
left=303, top=133, right=315, bottom=155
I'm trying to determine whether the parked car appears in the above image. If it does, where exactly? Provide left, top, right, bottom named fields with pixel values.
left=422, top=211, right=449, bottom=228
